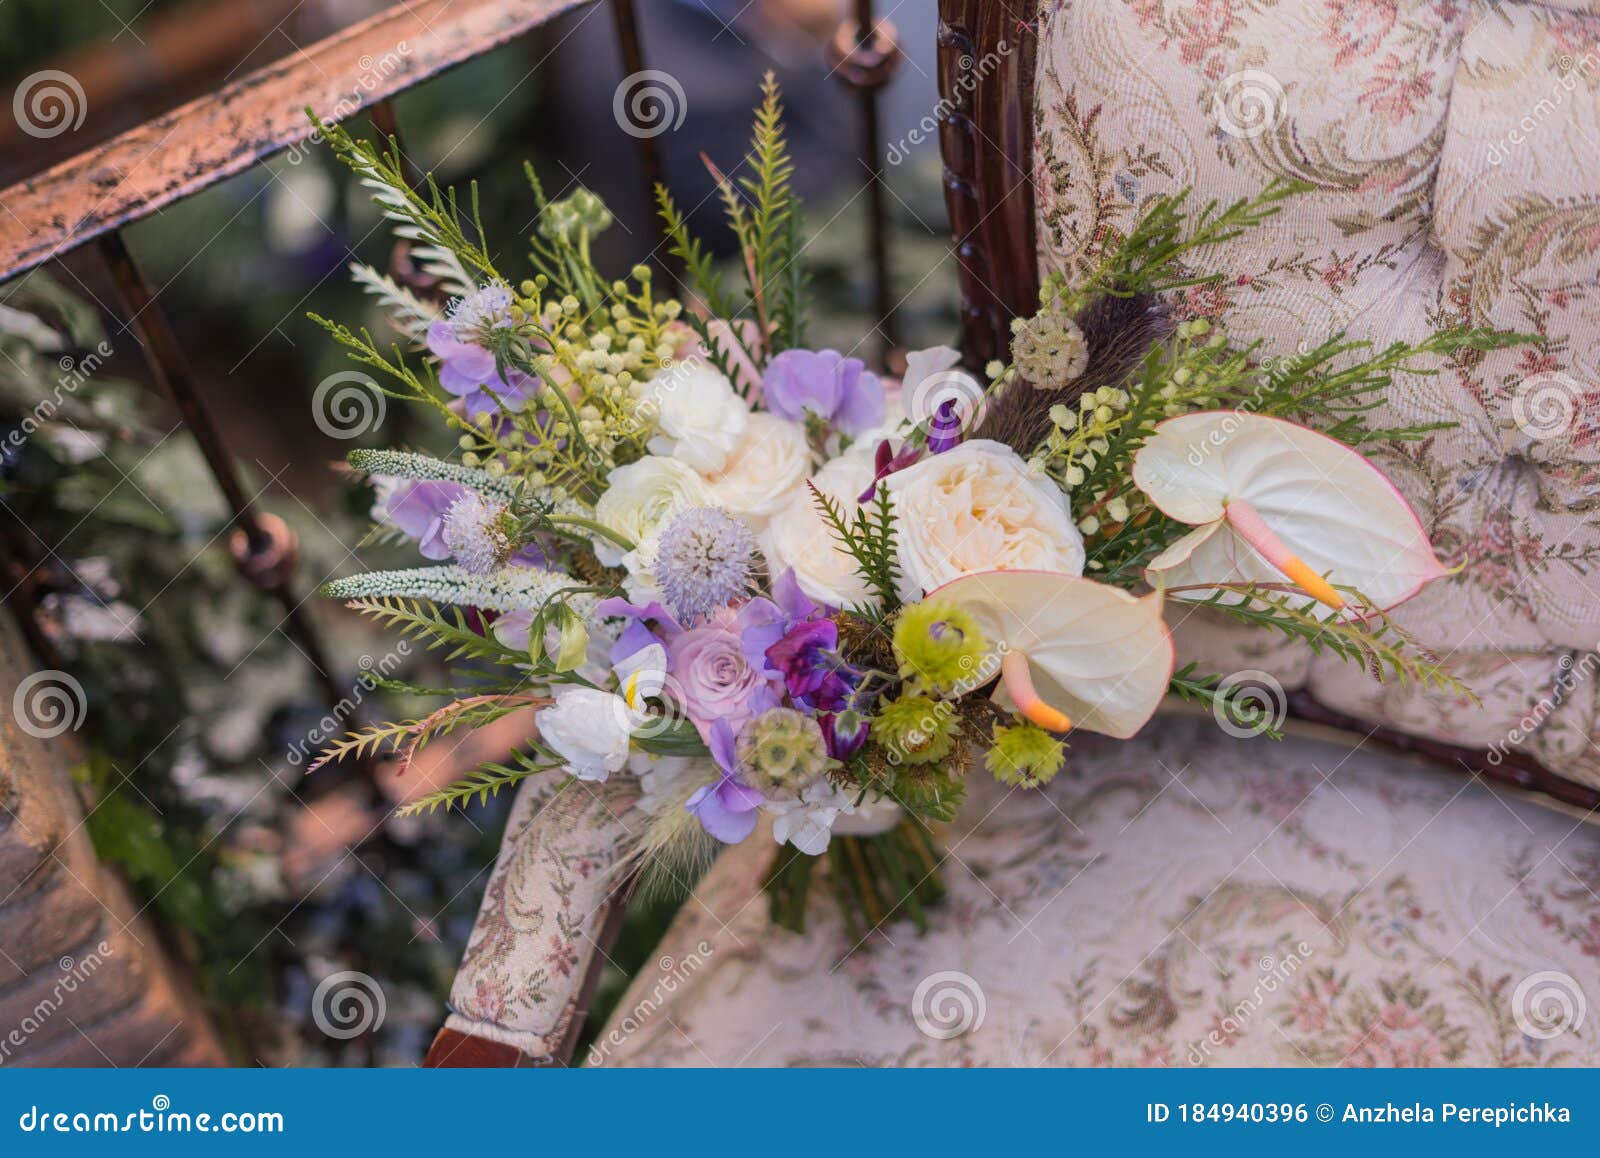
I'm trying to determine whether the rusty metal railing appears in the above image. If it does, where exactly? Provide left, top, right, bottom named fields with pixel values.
left=0, top=0, right=906, bottom=794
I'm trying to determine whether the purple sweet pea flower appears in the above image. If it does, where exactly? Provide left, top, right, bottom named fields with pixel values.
left=763, top=349, right=884, bottom=437
left=379, top=480, right=462, bottom=559
left=685, top=719, right=764, bottom=843
left=765, top=618, right=856, bottom=712
left=427, top=284, right=538, bottom=419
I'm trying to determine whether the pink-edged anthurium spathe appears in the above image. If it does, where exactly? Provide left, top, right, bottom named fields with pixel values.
left=1131, top=412, right=1448, bottom=613
left=931, top=570, right=1174, bottom=738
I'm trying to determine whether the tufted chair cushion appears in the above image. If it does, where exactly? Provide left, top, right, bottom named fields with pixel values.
left=1033, top=0, right=1600, bottom=789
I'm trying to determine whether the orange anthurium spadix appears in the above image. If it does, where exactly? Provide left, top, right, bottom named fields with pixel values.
left=1131, top=412, right=1448, bottom=613
left=930, top=570, right=1174, bottom=738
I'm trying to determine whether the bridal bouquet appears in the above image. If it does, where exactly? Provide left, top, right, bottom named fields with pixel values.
left=309, top=80, right=1516, bottom=933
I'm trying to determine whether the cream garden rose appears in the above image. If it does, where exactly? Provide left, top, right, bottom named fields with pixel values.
left=645, top=361, right=749, bottom=473
left=884, top=438, right=1084, bottom=600
left=761, top=447, right=878, bottom=610
left=699, top=412, right=812, bottom=529
left=592, top=455, right=714, bottom=568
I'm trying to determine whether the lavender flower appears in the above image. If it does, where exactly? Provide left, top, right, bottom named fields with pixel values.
left=426, top=283, right=537, bottom=419
left=762, top=348, right=884, bottom=437
left=652, top=507, right=758, bottom=622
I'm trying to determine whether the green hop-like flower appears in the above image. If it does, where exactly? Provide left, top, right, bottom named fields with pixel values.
left=873, top=695, right=960, bottom=766
left=985, top=722, right=1067, bottom=787
left=736, top=708, right=832, bottom=796
left=892, top=600, right=989, bottom=696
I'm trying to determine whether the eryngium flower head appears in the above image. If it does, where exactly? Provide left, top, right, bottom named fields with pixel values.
left=735, top=707, right=831, bottom=796
left=653, top=506, right=757, bottom=622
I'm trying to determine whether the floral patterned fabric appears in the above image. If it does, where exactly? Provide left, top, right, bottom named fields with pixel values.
left=595, top=713, right=1600, bottom=1066
left=1033, top=0, right=1600, bottom=787
left=440, top=776, right=638, bottom=1059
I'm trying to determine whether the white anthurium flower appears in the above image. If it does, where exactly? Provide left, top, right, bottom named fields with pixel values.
left=645, top=362, right=750, bottom=473
left=1131, top=412, right=1448, bottom=613
left=933, top=570, right=1174, bottom=738
left=536, top=686, right=642, bottom=782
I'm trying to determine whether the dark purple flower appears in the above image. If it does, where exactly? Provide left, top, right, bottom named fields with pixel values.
left=762, top=348, right=884, bottom=437
left=819, top=710, right=869, bottom=761
left=858, top=437, right=923, bottom=503
left=765, top=619, right=845, bottom=705
left=927, top=399, right=965, bottom=454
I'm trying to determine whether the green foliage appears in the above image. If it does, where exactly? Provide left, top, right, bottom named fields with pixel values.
left=335, top=596, right=529, bottom=666
left=395, top=748, right=558, bottom=817
left=810, top=482, right=902, bottom=617
left=1166, top=663, right=1286, bottom=741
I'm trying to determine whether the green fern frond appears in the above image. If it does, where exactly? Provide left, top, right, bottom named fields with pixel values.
left=336, top=596, right=528, bottom=665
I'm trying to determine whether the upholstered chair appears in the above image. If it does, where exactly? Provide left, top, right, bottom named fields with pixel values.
left=427, top=0, right=1600, bottom=1067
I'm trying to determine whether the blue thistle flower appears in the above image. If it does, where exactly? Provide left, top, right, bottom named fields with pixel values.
left=653, top=506, right=757, bottom=622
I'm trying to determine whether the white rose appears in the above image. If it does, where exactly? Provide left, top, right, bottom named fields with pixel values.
left=592, top=455, right=713, bottom=567
left=761, top=447, right=879, bottom=610
left=536, top=687, right=638, bottom=781
left=645, top=363, right=749, bottom=473
left=883, top=438, right=1084, bottom=600
left=699, top=412, right=812, bottom=529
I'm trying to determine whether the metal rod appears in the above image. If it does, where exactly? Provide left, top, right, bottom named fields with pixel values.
left=846, top=0, right=898, bottom=357
left=609, top=0, right=677, bottom=285
left=94, top=230, right=346, bottom=713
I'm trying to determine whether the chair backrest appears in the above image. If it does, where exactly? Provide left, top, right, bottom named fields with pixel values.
left=938, top=0, right=1600, bottom=809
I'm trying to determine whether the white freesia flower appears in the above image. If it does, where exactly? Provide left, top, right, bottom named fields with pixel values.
left=884, top=438, right=1084, bottom=601
left=536, top=686, right=640, bottom=782
left=699, top=412, right=812, bottom=529
left=761, top=447, right=878, bottom=609
left=592, top=456, right=714, bottom=567
left=646, top=362, right=750, bottom=473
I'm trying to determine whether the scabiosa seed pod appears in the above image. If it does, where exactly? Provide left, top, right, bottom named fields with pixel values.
left=735, top=707, right=831, bottom=796
left=1011, top=310, right=1089, bottom=387
left=653, top=506, right=758, bottom=622
left=441, top=493, right=517, bottom=574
